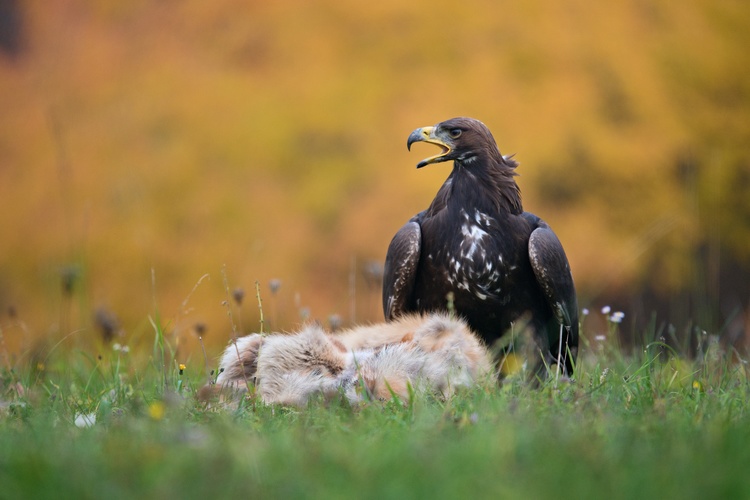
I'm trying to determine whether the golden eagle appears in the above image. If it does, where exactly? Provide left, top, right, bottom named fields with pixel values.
left=382, top=117, right=578, bottom=376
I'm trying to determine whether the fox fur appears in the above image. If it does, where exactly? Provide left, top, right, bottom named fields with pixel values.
left=213, top=313, right=493, bottom=407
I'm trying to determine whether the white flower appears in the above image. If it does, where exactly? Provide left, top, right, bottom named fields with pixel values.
left=601, top=306, right=611, bottom=315
left=594, top=335, right=606, bottom=342
left=112, top=343, right=121, bottom=352
left=610, top=311, right=625, bottom=323
left=75, top=413, right=96, bottom=428
left=582, top=308, right=590, bottom=316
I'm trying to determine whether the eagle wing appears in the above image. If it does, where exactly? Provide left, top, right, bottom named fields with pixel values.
left=382, top=219, right=422, bottom=320
left=527, top=222, right=579, bottom=369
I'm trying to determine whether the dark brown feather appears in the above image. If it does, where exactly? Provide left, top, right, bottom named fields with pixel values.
left=383, top=117, right=578, bottom=377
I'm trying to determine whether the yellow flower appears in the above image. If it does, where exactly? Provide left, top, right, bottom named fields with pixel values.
left=500, top=353, right=523, bottom=376
left=148, top=401, right=165, bottom=421
left=178, top=363, right=186, bottom=375
left=692, top=380, right=703, bottom=391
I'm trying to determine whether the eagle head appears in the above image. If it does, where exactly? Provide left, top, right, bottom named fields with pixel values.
left=407, top=117, right=499, bottom=169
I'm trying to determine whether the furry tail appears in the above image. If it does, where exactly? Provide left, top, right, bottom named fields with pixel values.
left=215, top=334, right=264, bottom=389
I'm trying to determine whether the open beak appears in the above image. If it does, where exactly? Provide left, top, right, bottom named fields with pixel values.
left=407, top=126, right=452, bottom=168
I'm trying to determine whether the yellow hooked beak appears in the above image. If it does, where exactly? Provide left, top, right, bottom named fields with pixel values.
left=407, top=126, right=452, bottom=168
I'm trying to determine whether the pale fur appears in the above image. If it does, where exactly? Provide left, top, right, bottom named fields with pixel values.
left=213, top=313, right=493, bottom=406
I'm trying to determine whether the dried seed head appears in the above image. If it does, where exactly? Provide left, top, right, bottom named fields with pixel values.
left=60, top=265, right=80, bottom=296
left=299, top=307, right=310, bottom=322
left=363, top=261, right=384, bottom=287
left=268, top=279, right=282, bottom=295
left=194, top=322, right=207, bottom=336
left=94, top=307, right=119, bottom=344
left=232, top=288, right=245, bottom=306
left=328, top=314, right=342, bottom=332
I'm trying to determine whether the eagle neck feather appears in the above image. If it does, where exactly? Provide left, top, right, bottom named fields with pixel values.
left=450, top=153, right=522, bottom=216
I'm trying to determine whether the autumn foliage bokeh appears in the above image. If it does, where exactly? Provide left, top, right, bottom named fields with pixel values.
left=1, top=0, right=749, bottom=355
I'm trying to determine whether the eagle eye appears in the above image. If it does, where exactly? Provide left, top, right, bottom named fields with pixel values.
left=448, top=128, right=462, bottom=139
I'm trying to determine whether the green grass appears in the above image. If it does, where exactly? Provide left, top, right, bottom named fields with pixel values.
left=1, top=328, right=750, bottom=500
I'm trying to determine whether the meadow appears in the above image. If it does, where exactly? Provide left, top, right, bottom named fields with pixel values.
left=2, top=302, right=749, bottom=499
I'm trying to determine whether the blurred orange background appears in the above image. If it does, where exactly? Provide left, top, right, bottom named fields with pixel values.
left=1, top=0, right=748, bottom=358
